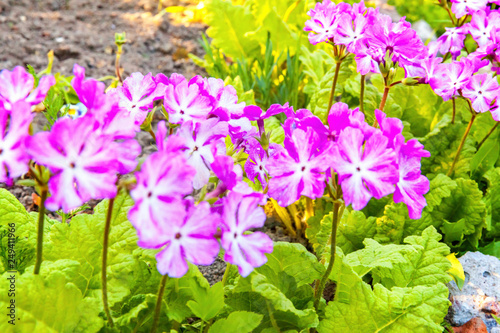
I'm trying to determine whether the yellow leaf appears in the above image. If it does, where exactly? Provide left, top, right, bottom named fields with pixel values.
left=447, top=253, right=465, bottom=290
left=270, top=198, right=296, bottom=237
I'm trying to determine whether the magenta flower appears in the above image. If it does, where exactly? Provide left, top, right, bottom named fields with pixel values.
left=393, top=135, right=430, bottom=219
left=151, top=200, right=221, bottom=278
left=327, top=102, right=369, bottom=141
left=220, top=192, right=273, bottom=277
left=0, top=102, right=32, bottom=183
left=267, top=127, right=334, bottom=207
left=466, top=10, right=500, bottom=47
left=335, top=13, right=369, bottom=52
left=27, top=117, right=121, bottom=212
left=430, top=58, right=475, bottom=100
left=353, top=40, right=380, bottom=75
left=283, top=108, right=328, bottom=140
left=244, top=141, right=280, bottom=186
left=112, top=72, right=166, bottom=125
left=0, top=66, right=55, bottom=110
left=129, top=147, right=196, bottom=246
left=462, top=73, right=500, bottom=113
left=177, top=119, right=228, bottom=190
left=436, top=27, right=466, bottom=59
left=331, top=127, right=397, bottom=210
left=304, top=3, right=338, bottom=45
left=451, top=0, right=488, bottom=18
left=72, top=64, right=110, bottom=114
left=163, top=75, right=213, bottom=125
left=207, top=155, right=253, bottom=199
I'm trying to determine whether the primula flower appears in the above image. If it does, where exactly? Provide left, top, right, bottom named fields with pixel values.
left=353, top=40, right=380, bottom=75
left=430, top=58, right=475, bottom=100
left=466, top=10, right=500, bottom=47
left=331, top=127, right=398, bottom=210
left=327, top=102, right=369, bottom=141
left=283, top=108, right=327, bottom=140
left=27, top=117, right=123, bottom=212
left=220, top=192, right=273, bottom=277
left=151, top=200, right=221, bottom=278
left=208, top=155, right=253, bottom=198
left=129, top=144, right=196, bottom=246
left=451, top=0, right=488, bottom=18
left=267, top=127, right=334, bottom=207
left=0, top=102, right=32, bottom=183
left=163, top=75, right=213, bottom=125
left=304, top=3, right=338, bottom=45
left=462, top=73, right=500, bottom=113
left=112, top=72, right=166, bottom=125
left=177, top=119, right=228, bottom=190
left=0, top=66, right=55, bottom=110
left=393, top=135, right=430, bottom=219
left=335, top=13, right=369, bottom=52
left=436, top=27, right=466, bottom=59
left=244, top=140, right=280, bottom=186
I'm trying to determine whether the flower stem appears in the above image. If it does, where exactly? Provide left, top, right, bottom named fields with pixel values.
left=313, top=199, right=341, bottom=311
left=326, top=61, right=342, bottom=123
left=447, top=113, right=476, bottom=177
left=359, top=74, right=366, bottom=115
left=379, top=85, right=390, bottom=112
left=102, top=198, right=115, bottom=327
left=221, top=263, right=232, bottom=286
left=477, top=122, right=499, bottom=150
left=33, top=187, right=48, bottom=275
left=452, top=98, right=456, bottom=124
left=151, top=274, right=169, bottom=333
left=266, top=300, right=281, bottom=333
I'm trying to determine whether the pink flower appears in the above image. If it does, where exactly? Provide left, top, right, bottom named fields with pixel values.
left=220, top=192, right=273, bottom=277
left=331, top=127, right=398, bottom=210
left=267, top=127, right=334, bottom=207
left=0, top=66, right=55, bottom=110
left=436, top=27, right=466, bottom=59
left=0, top=102, right=32, bottom=183
left=327, top=102, right=369, bottom=141
left=335, top=13, right=369, bottom=52
left=451, top=0, right=488, bottom=18
left=163, top=75, right=213, bottom=125
left=462, top=73, right=500, bottom=113
left=244, top=141, right=280, bottom=187
left=151, top=200, right=221, bottom=278
left=466, top=9, right=500, bottom=47
left=112, top=72, right=166, bottom=125
left=304, top=2, right=338, bottom=45
left=129, top=146, right=196, bottom=247
left=207, top=155, right=253, bottom=199
left=393, top=135, right=430, bottom=219
left=177, top=119, right=228, bottom=190
left=27, top=117, right=122, bottom=212
left=430, top=58, right=475, bottom=100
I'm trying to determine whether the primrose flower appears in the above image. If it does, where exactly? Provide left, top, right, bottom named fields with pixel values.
left=327, top=102, right=369, bottom=141
left=462, top=73, right=500, bottom=113
left=129, top=142, right=196, bottom=246
left=430, top=58, right=475, bottom=100
left=72, top=64, right=111, bottom=114
left=112, top=72, right=166, bottom=125
left=466, top=10, right=500, bottom=47
left=267, top=127, right=334, bottom=207
left=393, top=135, right=430, bottom=219
left=220, top=192, right=273, bottom=277
left=353, top=40, right=380, bottom=75
left=335, top=13, right=369, bottom=52
left=331, top=127, right=398, bottom=210
left=0, top=66, right=55, bottom=110
left=0, top=102, right=32, bottom=183
left=163, top=75, right=213, bottom=125
left=27, top=117, right=122, bottom=212
left=152, top=200, right=221, bottom=278
left=436, top=27, right=466, bottom=59
left=245, top=141, right=280, bottom=187
left=177, top=119, right=228, bottom=190
left=450, top=0, right=488, bottom=18
left=304, top=2, right=338, bottom=45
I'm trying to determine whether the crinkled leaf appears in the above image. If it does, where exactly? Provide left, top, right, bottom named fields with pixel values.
left=208, top=311, right=263, bottom=333
left=483, top=168, right=500, bottom=240
left=337, top=209, right=377, bottom=254
left=187, top=281, right=224, bottom=321
left=0, top=260, right=103, bottom=333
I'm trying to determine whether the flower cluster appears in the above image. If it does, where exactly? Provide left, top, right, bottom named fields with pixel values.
left=304, top=0, right=427, bottom=76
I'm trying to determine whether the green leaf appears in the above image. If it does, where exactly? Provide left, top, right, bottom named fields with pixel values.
left=256, top=242, right=325, bottom=287
left=483, top=168, right=500, bottom=240
left=205, top=0, right=261, bottom=59
left=305, top=199, right=332, bottom=256
left=187, top=282, right=224, bottom=321
left=265, top=116, right=285, bottom=145
left=420, top=116, right=476, bottom=179
left=0, top=260, right=103, bottom=333
left=479, top=241, right=500, bottom=259
left=208, top=311, right=263, bottom=333
left=470, top=139, right=499, bottom=179
left=337, top=210, right=377, bottom=254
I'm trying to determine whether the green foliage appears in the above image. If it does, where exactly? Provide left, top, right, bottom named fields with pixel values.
left=320, top=227, right=451, bottom=333
left=208, top=311, right=263, bottom=333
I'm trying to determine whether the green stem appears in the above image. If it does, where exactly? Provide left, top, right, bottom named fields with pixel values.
left=379, top=85, right=390, bottom=112
left=452, top=98, right=456, bottom=124
left=151, top=274, right=169, bottom=333
left=477, top=122, right=499, bottom=150
left=115, top=46, right=123, bottom=84
left=102, top=198, right=115, bottom=327
left=266, top=300, right=281, bottom=333
left=33, top=188, right=48, bottom=275
left=221, top=263, right=232, bottom=286
left=326, top=61, right=342, bottom=123
left=359, top=74, right=366, bottom=115
left=313, top=200, right=341, bottom=311
left=447, top=113, right=476, bottom=177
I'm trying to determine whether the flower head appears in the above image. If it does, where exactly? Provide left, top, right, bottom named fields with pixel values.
left=451, top=0, right=488, bottom=18
left=462, top=73, right=500, bottom=113
left=220, top=192, right=273, bottom=277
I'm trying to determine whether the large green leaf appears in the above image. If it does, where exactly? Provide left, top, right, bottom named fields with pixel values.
left=187, top=282, right=224, bottom=321
left=483, top=168, right=500, bottom=240
left=208, top=311, right=263, bottom=333
left=205, top=0, right=261, bottom=60
left=0, top=260, right=103, bottom=333
left=337, top=210, right=377, bottom=254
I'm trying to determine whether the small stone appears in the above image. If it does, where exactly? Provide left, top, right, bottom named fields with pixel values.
left=447, top=252, right=500, bottom=333
left=453, top=317, right=489, bottom=333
